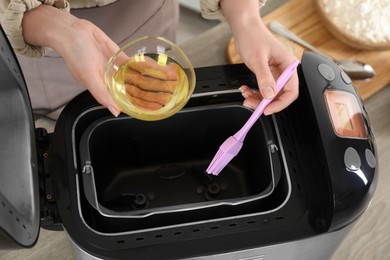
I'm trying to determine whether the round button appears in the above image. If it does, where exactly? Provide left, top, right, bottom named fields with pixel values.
left=318, top=63, right=336, bottom=81
left=344, top=147, right=361, bottom=171
left=341, top=70, right=352, bottom=85
left=365, top=149, right=376, bottom=168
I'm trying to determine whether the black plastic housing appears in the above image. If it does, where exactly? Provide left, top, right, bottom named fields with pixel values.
left=0, top=21, right=378, bottom=259
left=49, top=56, right=377, bottom=259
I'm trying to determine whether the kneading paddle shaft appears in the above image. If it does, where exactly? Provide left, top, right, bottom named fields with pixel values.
left=206, top=60, right=300, bottom=176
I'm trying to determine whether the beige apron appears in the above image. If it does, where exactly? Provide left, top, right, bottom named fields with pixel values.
left=17, top=0, right=179, bottom=114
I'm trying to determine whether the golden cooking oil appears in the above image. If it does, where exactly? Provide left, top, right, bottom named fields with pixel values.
left=110, top=53, right=190, bottom=120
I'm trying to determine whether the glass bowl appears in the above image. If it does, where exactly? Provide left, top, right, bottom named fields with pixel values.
left=105, top=36, right=196, bottom=121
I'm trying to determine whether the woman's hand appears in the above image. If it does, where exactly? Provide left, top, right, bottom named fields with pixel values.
left=22, top=5, right=121, bottom=116
left=221, top=0, right=299, bottom=115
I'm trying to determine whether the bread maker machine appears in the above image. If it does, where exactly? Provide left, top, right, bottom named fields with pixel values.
left=0, top=26, right=378, bottom=259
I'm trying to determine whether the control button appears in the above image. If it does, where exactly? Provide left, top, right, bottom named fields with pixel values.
left=344, top=147, right=361, bottom=171
left=341, top=70, right=352, bottom=84
left=318, top=63, right=336, bottom=81
left=365, top=149, right=376, bottom=168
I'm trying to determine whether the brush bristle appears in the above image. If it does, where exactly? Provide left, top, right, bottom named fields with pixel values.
left=209, top=153, right=235, bottom=176
left=206, top=136, right=243, bottom=175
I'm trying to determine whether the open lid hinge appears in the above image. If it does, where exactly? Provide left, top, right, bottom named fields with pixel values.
left=35, top=128, right=63, bottom=231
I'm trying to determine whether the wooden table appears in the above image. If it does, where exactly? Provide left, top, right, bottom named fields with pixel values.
left=227, top=0, right=390, bottom=100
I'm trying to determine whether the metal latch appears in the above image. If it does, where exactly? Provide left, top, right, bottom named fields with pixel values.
left=268, top=140, right=279, bottom=153
left=82, top=162, right=93, bottom=175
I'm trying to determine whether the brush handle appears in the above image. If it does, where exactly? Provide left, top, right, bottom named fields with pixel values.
left=234, top=60, right=300, bottom=142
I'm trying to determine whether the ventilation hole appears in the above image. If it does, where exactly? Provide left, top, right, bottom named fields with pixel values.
left=247, top=220, right=256, bottom=224
left=117, top=240, right=126, bottom=244
left=283, top=129, right=288, bottom=137
left=155, top=234, right=163, bottom=238
left=22, top=225, right=26, bottom=229
left=275, top=216, right=284, bottom=220
left=16, top=217, right=20, bottom=222
left=7, top=57, right=11, bottom=63
left=210, top=226, right=219, bottom=230
left=297, top=183, right=301, bottom=191
left=293, top=166, right=297, bottom=174
left=174, top=232, right=182, bottom=235
left=218, top=83, right=226, bottom=87
left=1, top=201, right=5, bottom=207
left=288, top=150, right=293, bottom=158
left=135, top=237, right=144, bottom=241
left=9, top=210, right=13, bottom=215
left=192, top=229, right=200, bottom=233
left=1, top=46, right=4, bottom=52
left=201, top=85, right=210, bottom=89
left=229, top=223, right=238, bottom=227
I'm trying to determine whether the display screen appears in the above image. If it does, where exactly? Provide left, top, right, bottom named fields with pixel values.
left=324, top=89, right=367, bottom=138
left=335, top=102, right=353, bottom=131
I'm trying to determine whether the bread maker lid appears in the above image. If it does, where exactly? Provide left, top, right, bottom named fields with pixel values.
left=0, top=26, right=40, bottom=247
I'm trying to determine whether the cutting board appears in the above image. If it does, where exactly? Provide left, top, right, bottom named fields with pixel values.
left=227, top=0, right=390, bottom=100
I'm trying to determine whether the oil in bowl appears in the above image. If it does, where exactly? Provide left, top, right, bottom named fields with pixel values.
left=105, top=37, right=195, bottom=121
left=112, top=53, right=189, bottom=115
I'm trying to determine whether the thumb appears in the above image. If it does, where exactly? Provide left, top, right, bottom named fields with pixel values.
left=86, top=79, right=122, bottom=117
left=253, top=61, right=276, bottom=100
left=96, top=91, right=121, bottom=117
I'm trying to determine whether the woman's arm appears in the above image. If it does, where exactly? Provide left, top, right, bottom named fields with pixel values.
left=220, top=0, right=299, bottom=115
left=1, top=0, right=69, bottom=57
left=22, top=5, right=121, bottom=116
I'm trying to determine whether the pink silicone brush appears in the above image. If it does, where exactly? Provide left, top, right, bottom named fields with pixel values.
left=206, top=60, right=300, bottom=176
